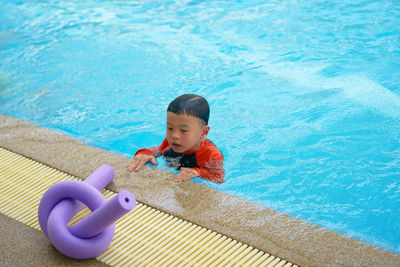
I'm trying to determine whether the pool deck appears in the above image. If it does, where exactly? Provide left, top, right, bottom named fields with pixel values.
left=0, top=113, right=399, bottom=266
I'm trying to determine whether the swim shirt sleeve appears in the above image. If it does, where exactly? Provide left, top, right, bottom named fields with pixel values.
left=135, top=138, right=169, bottom=157
left=193, top=145, right=225, bottom=184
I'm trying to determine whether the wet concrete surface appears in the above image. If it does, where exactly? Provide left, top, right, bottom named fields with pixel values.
left=0, top=214, right=108, bottom=267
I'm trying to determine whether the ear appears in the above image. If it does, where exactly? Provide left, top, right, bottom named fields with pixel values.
left=201, top=125, right=210, bottom=140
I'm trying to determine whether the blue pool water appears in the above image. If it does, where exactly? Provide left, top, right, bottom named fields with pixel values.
left=1, top=0, right=399, bottom=254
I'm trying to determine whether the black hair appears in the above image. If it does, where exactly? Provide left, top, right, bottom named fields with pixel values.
left=167, top=94, right=210, bottom=125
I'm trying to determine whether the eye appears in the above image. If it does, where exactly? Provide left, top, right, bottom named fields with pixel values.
left=181, top=129, right=188, bottom=133
left=167, top=127, right=173, bottom=131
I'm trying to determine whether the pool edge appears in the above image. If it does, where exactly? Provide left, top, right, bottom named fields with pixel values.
left=1, top=113, right=399, bottom=266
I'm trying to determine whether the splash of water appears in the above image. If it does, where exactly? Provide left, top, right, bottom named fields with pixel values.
left=262, top=62, right=400, bottom=119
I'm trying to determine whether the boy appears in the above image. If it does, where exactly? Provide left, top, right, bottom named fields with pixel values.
left=127, top=94, right=225, bottom=184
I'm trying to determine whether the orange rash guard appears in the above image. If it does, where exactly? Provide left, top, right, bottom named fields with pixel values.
left=135, top=138, right=225, bottom=184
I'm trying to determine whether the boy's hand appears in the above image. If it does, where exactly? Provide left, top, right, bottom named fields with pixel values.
left=127, top=154, right=157, bottom=172
left=175, top=167, right=198, bottom=182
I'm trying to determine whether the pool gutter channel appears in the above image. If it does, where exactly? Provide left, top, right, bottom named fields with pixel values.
left=1, top=113, right=399, bottom=266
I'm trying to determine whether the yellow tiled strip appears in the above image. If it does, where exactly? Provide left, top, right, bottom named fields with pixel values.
left=0, top=147, right=296, bottom=267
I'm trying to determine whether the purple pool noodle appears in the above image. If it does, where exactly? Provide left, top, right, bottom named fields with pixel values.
left=69, top=164, right=115, bottom=214
left=38, top=164, right=136, bottom=259
left=84, top=164, right=114, bottom=190
left=38, top=180, right=107, bottom=239
left=38, top=163, right=114, bottom=238
left=70, top=190, right=136, bottom=238
left=38, top=180, right=114, bottom=258
left=47, top=200, right=115, bottom=259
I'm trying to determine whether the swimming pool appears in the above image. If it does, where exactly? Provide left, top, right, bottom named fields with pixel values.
left=1, top=0, right=399, bottom=254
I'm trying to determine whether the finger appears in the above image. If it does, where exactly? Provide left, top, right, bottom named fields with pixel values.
left=134, top=159, right=147, bottom=171
left=151, top=157, right=157, bottom=165
left=175, top=170, right=190, bottom=182
left=133, top=158, right=143, bottom=169
left=175, top=176, right=184, bottom=182
left=174, top=172, right=184, bottom=182
left=127, top=158, right=138, bottom=171
left=176, top=175, right=190, bottom=182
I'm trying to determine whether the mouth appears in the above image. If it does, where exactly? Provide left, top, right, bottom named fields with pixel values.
left=172, top=143, right=182, bottom=149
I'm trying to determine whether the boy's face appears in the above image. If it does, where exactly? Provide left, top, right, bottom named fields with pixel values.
left=166, top=112, right=210, bottom=153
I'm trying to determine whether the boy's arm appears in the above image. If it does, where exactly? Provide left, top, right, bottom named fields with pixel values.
left=193, top=152, right=225, bottom=184
left=135, top=138, right=169, bottom=158
left=128, top=138, right=169, bottom=172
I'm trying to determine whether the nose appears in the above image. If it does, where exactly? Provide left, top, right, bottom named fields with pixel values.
left=171, top=130, right=179, bottom=140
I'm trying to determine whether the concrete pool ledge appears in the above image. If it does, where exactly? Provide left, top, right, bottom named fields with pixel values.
left=0, top=114, right=399, bottom=266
